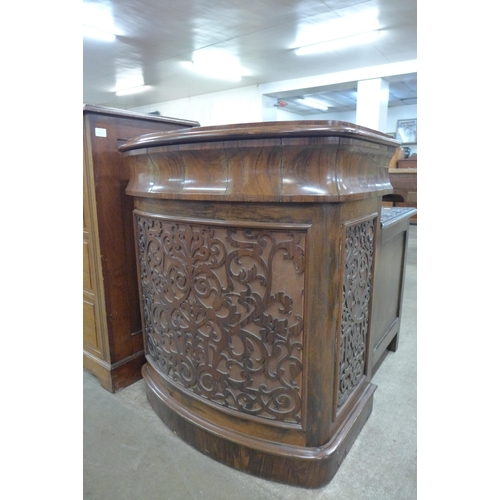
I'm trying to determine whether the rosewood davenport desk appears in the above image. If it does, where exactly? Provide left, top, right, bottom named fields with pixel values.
left=119, top=121, right=400, bottom=487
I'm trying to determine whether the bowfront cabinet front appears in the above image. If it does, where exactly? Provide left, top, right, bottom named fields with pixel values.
left=83, top=104, right=199, bottom=392
left=119, top=121, right=399, bottom=487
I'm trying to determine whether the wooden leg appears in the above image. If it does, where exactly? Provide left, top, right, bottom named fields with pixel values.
left=388, top=332, right=399, bottom=353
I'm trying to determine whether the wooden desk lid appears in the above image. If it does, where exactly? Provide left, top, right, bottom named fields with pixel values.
left=119, top=120, right=399, bottom=151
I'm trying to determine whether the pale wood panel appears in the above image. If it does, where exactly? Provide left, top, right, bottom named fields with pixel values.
left=83, top=240, right=92, bottom=291
left=83, top=298, right=99, bottom=348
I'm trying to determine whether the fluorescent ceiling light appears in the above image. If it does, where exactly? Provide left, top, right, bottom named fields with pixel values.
left=114, top=73, right=145, bottom=94
left=298, top=98, right=329, bottom=112
left=82, top=0, right=124, bottom=42
left=294, top=9, right=380, bottom=48
left=184, top=49, right=246, bottom=82
left=83, top=2, right=121, bottom=40
left=187, top=61, right=242, bottom=82
left=83, top=25, right=116, bottom=42
left=295, top=30, right=381, bottom=56
left=115, top=85, right=150, bottom=96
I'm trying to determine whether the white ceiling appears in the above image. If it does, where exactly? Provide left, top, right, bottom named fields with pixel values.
left=83, top=0, right=417, bottom=115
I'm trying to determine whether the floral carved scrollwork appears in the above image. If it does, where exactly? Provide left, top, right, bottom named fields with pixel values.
left=337, top=219, right=375, bottom=408
left=135, top=214, right=306, bottom=424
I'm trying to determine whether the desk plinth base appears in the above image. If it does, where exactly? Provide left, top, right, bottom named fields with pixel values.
left=143, top=363, right=376, bottom=489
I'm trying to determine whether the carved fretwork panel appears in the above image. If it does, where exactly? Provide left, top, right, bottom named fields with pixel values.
left=337, top=218, right=375, bottom=408
left=135, top=213, right=306, bottom=424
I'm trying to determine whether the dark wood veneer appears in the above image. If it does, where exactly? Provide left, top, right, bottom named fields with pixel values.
left=120, top=121, right=399, bottom=487
left=369, top=207, right=416, bottom=375
left=83, top=104, right=199, bottom=392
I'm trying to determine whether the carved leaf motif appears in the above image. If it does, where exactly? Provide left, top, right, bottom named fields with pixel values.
left=136, top=215, right=306, bottom=424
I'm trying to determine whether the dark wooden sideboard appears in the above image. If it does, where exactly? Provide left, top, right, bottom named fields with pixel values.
left=369, top=207, right=416, bottom=375
left=118, top=121, right=400, bottom=487
left=83, top=104, right=199, bottom=392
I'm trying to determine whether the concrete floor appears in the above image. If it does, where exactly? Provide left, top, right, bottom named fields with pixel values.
left=83, top=225, right=417, bottom=500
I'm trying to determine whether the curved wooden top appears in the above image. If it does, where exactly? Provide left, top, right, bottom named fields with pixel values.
left=120, top=120, right=397, bottom=203
left=119, top=120, right=398, bottom=151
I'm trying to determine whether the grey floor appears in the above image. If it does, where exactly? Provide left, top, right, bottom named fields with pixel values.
left=83, top=225, right=417, bottom=500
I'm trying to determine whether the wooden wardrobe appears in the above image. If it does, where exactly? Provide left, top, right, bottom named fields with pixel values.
left=83, top=104, right=199, bottom=392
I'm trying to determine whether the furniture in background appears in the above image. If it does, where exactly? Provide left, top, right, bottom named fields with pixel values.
left=369, top=207, right=416, bottom=375
left=83, top=104, right=199, bottom=392
left=384, top=156, right=417, bottom=223
left=119, top=121, right=399, bottom=488
left=397, top=156, right=417, bottom=169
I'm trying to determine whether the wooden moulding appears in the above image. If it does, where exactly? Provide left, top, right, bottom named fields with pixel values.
left=119, top=120, right=397, bottom=203
left=120, top=121, right=399, bottom=488
left=83, top=349, right=146, bottom=393
left=143, top=362, right=376, bottom=488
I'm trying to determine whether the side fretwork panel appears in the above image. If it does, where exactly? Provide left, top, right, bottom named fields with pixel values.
left=335, top=215, right=376, bottom=413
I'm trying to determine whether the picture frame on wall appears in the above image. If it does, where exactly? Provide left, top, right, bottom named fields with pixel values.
left=396, top=119, right=417, bottom=144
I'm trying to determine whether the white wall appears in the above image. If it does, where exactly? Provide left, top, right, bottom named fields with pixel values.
left=130, top=84, right=417, bottom=153
left=276, top=108, right=357, bottom=123
left=131, top=85, right=263, bottom=126
left=275, top=104, right=417, bottom=154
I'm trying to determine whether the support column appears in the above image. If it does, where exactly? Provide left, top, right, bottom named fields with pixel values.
left=356, top=78, right=389, bottom=132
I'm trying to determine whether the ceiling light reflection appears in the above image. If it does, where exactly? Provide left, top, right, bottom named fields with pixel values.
left=183, top=49, right=246, bottom=82
left=298, top=98, right=329, bottom=111
left=293, top=8, right=381, bottom=54
left=83, top=1, right=121, bottom=39
left=114, top=72, right=146, bottom=95
left=115, top=85, right=150, bottom=96
left=83, top=25, right=116, bottom=41
left=295, top=30, right=381, bottom=56
left=301, top=186, right=328, bottom=195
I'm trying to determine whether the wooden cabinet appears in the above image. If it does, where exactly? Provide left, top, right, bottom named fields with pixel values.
left=369, top=207, right=416, bottom=375
left=83, top=105, right=199, bottom=392
left=119, top=121, right=399, bottom=487
left=397, top=157, right=417, bottom=169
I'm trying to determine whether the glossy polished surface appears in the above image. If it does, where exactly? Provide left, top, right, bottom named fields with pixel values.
left=120, top=121, right=397, bottom=203
left=83, top=105, right=199, bottom=392
left=122, top=119, right=400, bottom=487
left=119, top=120, right=399, bottom=149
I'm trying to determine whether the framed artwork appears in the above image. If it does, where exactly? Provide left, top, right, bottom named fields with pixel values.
left=396, top=119, right=417, bottom=144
